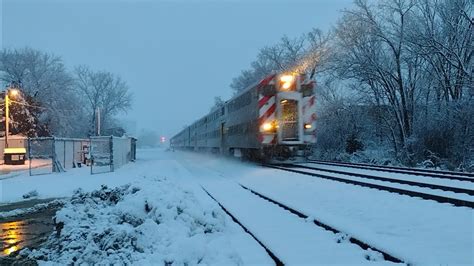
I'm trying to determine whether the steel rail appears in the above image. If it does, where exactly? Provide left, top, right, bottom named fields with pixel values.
left=201, top=186, right=284, bottom=266
left=266, top=164, right=474, bottom=208
left=309, top=160, right=474, bottom=182
left=291, top=164, right=474, bottom=196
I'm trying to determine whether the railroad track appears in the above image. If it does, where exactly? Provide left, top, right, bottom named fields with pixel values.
left=202, top=185, right=406, bottom=265
left=201, top=187, right=284, bottom=266
left=238, top=184, right=405, bottom=264
left=266, top=164, right=474, bottom=208
left=298, top=163, right=474, bottom=196
left=309, top=160, right=474, bottom=182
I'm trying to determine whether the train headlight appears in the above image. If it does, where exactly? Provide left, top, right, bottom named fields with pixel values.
left=280, top=74, right=295, bottom=90
left=261, top=121, right=278, bottom=132
left=261, top=122, right=273, bottom=131
left=304, top=124, right=312, bottom=130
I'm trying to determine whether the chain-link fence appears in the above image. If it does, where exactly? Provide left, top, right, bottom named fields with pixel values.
left=28, top=137, right=89, bottom=176
left=28, top=137, right=55, bottom=176
left=90, top=136, right=137, bottom=174
left=90, top=136, right=113, bottom=174
left=55, top=138, right=90, bottom=170
left=27, top=136, right=136, bottom=176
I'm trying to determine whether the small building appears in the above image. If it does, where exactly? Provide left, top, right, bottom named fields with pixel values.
left=4, top=147, right=27, bottom=165
left=0, top=135, right=27, bottom=162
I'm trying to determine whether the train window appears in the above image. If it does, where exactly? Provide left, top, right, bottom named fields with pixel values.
left=301, top=83, right=314, bottom=97
left=260, top=85, right=276, bottom=96
left=228, top=91, right=251, bottom=113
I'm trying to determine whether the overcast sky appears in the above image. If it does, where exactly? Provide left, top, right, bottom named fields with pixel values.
left=1, top=0, right=352, bottom=138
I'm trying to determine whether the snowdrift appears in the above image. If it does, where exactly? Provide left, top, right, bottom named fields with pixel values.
left=25, top=176, right=244, bottom=265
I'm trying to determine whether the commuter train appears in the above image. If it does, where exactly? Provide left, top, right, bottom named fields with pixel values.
left=170, top=72, right=316, bottom=160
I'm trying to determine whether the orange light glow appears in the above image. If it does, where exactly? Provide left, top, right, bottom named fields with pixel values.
left=280, top=74, right=295, bottom=90
left=8, top=89, right=19, bottom=97
left=261, top=122, right=273, bottom=131
left=2, top=221, right=23, bottom=256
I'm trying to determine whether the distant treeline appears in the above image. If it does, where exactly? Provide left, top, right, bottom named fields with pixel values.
left=229, top=0, right=473, bottom=170
left=0, top=48, right=132, bottom=138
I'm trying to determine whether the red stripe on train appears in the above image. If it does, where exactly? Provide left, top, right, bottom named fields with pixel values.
left=259, top=104, right=276, bottom=124
left=258, top=96, right=271, bottom=109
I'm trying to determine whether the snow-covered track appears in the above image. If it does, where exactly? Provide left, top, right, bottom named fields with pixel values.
left=201, top=186, right=284, bottom=266
left=295, top=164, right=474, bottom=196
left=309, top=160, right=474, bottom=182
left=267, top=164, right=474, bottom=208
left=239, top=184, right=405, bottom=264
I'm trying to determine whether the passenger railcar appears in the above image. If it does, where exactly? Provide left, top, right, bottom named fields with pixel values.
left=170, top=72, right=316, bottom=160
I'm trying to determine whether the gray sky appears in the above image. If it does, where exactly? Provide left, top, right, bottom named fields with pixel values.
left=1, top=0, right=352, bottom=138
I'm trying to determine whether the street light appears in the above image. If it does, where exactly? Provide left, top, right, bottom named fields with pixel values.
left=4, top=86, right=20, bottom=148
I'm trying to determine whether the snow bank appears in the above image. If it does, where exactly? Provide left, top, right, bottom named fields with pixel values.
left=24, top=176, right=244, bottom=265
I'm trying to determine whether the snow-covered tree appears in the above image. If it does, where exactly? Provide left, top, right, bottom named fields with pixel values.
left=0, top=48, right=88, bottom=137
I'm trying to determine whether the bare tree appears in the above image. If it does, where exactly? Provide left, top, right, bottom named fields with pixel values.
left=74, top=65, right=132, bottom=135
left=230, top=29, right=330, bottom=93
left=408, top=0, right=473, bottom=102
left=333, top=0, right=423, bottom=160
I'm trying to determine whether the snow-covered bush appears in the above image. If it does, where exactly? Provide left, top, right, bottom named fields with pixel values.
left=24, top=177, right=242, bottom=265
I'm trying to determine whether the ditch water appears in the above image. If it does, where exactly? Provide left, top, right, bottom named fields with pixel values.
left=0, top=199, right=60, bottom=264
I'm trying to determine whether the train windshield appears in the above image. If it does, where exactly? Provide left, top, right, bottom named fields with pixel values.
left=280, top=99, right=299, bottom=141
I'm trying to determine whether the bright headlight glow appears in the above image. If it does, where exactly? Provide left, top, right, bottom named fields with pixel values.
left=304, top=124, right=312, bottom=129
left=261, top=122, right=273, bottom=131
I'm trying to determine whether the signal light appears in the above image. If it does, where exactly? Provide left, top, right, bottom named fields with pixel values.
left=304, top=124, right=312, bottom=129
left=160, top=136, right=166, bottom=143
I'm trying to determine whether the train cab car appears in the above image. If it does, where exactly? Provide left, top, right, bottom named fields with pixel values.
left=255, top=72, right=316, bottom=159
left=170, top=72, right=316, bottom=161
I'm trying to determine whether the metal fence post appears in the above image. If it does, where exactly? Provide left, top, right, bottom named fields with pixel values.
left=51, top=137, right=58, bottom=173
left=28, top=138, right=32, bottom=176
left=72, top=141, right=75, bottom=168
left=110, top=136, right=114, bottom=172
left=63, top=140, right=66, bottom=169
left=90, top=137, right=93, bottom=175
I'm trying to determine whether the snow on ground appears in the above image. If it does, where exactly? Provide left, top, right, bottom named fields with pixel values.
left=195, top=174, right=394, bottom=265
left=173, top=151, right=474, bottom=265
left=0, top=159, right=50, bottom=176
left=1, top=148, right=473, bottom=265
left=1, top=149, right=271, bottom=265
left=25, top=176, right=270, bottom=265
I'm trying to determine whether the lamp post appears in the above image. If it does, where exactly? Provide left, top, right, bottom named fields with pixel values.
left=4, top=87, right=19, bottom=148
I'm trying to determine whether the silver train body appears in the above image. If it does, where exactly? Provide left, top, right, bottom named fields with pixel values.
left=170, top=73, right=316, bottom=160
